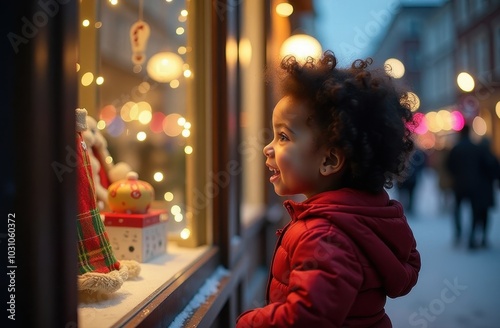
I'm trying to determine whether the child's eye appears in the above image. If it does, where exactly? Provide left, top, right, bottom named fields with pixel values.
left=278, top=132, right=289, bottom=141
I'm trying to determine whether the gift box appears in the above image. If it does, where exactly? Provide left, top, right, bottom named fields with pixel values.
left=103, top=209, right=168, bottom=262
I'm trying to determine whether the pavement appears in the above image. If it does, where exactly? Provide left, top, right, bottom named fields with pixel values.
left=385, top=168, right=500, bottom=328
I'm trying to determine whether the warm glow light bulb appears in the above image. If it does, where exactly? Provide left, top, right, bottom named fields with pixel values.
left=280, top=34, right=322, bottom=63
left=276, top=3, right=294, bottom=17
left=154, top=172, right=164, bottom=182
left=457, top=72, right=475, bottom=92
left=81, top=72, right=94, bottom=86
left=164, top=192, right=174, bottom=201
left=180, top=228, right=190, bottom=240
left=472, top=116, right=487, bottom=136
left=171, top=205, right=181, bottom=215
left=385, top=58, right=405, bottom=78
left=174, top=214, right=183, bottom=222
left=147, top=52, right=184, bottom=83
left=170, top=80, right=180, bottom=88
left=136, top=131, right=147, bottom=141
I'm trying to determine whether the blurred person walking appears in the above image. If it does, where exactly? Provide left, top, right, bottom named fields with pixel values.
left=446, top=125, right=499, bottom=249
left=397, top=147, right=426, bottom=214
left=477, top=137, right=500, bottom=247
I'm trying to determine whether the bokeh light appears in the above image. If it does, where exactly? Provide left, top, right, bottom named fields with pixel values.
left=276, top=3, right=294, bottom=17
left=136, top=131, right=147, bottom=141
left=280, top=34, right=322, bottom=63
left=457, top=72, right=475, bottom=92
left=150, top=112, right=166, bottom=133
left=180, top=228, right=190, bottom=240
left=107, top=117, right=126, bottom=137
left=450, top=110, right=465, bottom=131
left=100, top=104, right=117, bottom=123
left=385, top=58, right=405, bottom=78
left=164, top=192, right=174, bottom=201
left=472, top=116, right=487, bottom=136
left=81, top=72, right=94, bottom=86
left=154, top=172, right=164, bottom=182
left=163, top=113, right=184, bottom=136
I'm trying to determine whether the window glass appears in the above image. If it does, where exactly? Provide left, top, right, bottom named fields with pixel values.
left=78, top=0, right=192, bottom=240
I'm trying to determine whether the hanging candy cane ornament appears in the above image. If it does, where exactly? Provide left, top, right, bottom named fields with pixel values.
left=130, top=19, right=150, bottom=66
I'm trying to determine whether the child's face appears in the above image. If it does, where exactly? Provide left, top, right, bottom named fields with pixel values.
left=263, top=96, right=328, bottom=198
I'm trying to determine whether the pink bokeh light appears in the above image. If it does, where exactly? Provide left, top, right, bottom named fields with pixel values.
left=412, top=112, right=428, bottom=135
left=451, top=110, right=465, bottom=131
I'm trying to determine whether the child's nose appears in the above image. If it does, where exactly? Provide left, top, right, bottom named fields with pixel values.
left=263, top=143, right=273, bottom=157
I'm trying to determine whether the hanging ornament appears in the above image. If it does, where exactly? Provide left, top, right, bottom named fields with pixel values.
left=130, top=0, right=150, bottom=66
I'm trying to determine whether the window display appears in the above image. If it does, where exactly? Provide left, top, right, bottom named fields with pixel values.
left=78, top=0, right=194, bottom=241
left=77, top=0, right=212, bottom=325
left=75, top=108, right=141, bottom=296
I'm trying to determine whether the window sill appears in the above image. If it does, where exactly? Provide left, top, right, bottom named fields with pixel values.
left=78, top=242, right=211, bottom=328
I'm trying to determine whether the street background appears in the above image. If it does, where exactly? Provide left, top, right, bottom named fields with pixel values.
left=385, top=167, right=500, bottom=328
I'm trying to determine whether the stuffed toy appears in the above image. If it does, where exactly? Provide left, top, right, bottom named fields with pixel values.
left=75, top=108, right=140, bottom=295
left=82, top=114, right=133, bottom=211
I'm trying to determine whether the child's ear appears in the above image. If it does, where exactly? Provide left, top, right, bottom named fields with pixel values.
left=320, top=149, right=345, bottom=176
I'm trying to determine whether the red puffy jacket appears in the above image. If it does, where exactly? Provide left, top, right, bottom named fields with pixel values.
left=237, top=188, right=421, bottom=327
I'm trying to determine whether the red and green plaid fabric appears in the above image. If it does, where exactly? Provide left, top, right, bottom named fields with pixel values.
left=76, top=132, right=120, bottom=275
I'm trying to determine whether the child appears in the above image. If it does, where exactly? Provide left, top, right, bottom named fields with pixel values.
left=236, top=51, right=421, bottom=327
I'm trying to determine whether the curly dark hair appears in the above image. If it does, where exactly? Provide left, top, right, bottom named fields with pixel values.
left=277, top=50, right=416, bottom=193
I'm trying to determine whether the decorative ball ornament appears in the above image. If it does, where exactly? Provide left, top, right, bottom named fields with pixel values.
left=130, top=20, right=151, bottom=65
left=108, top=171, right=154, bottom=214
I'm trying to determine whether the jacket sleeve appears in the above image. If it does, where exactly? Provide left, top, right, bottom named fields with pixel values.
left=398, top=238, right=421, bottom=297
left=236, top=225, right=363, bottom=328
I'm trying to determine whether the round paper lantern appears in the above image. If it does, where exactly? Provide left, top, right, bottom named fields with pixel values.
left=147, top=52, right=184, bottom=83
left=280, top=34, right=322, bottom=63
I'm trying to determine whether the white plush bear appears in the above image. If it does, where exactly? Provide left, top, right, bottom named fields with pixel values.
left=82, top=113, right=133, bottom=210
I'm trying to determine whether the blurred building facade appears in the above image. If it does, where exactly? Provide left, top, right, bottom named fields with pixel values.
left=371, top=0, right=500, bottom=155
left=4, top=1, right=499, bottom=327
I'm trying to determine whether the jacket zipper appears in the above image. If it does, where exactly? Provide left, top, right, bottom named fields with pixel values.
left=265, top=221, right=291, bottom=302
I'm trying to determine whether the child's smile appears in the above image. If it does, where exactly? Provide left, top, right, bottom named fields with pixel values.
left=263, top=96, right=329, bottom=198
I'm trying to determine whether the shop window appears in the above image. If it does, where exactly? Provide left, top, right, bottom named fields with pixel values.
left=77, top=0, right=213, bottom=326
left=79, top=0, right=196, bottom=241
